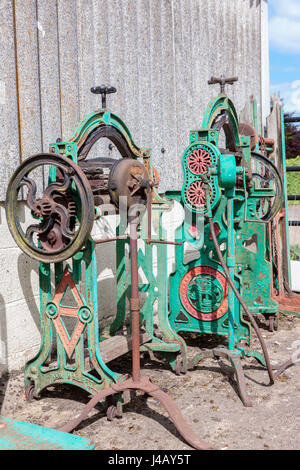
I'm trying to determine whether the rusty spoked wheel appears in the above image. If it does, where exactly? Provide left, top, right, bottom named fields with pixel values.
left=5, top=153, right=94, bottom=263
left=106, top=404, right=123, bottom=421
left=25, top=382, right=36, bottom=402
left=250, top=152, right=283, bottom=222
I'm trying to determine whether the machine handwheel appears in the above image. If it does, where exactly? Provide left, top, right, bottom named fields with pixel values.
left=6, top=153, right=95, bottom=263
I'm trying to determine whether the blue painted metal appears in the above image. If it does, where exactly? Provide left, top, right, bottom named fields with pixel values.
left=0, top=416, right=94, bottom=450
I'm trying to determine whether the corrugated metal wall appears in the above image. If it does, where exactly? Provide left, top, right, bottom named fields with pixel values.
left=0, top=0, right=268, bottom=198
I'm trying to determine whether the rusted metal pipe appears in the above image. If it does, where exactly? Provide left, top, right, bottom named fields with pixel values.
left=208, top=217, right=275, bottom=384
left=146, top=239, right=182, bottom=246
left=56, top=203, right=214, bottom=450
left=93, top=235, right=128, bottom=244
left=129, top=215, right=141, bottom=383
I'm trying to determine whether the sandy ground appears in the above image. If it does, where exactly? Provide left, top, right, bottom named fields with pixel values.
left=1, top=314, right=300, bottom=451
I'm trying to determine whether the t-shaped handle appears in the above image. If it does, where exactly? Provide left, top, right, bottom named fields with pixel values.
left=91, top=85, right=117, bottom=108
left=208, top=75, right=238, bottom=94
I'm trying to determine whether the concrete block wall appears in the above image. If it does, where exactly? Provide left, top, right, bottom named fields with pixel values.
left=0, top=0, right=270, bottom=372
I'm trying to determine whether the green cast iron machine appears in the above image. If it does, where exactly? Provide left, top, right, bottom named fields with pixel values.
left=5, top=85, right=212, bottom=450
left=164, top=76, right=290, bottom=406
left=4, top=80, right=293, bottom=447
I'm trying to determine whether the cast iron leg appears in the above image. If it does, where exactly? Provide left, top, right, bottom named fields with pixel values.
left=229, top=355, right=252, bottom=407
left=58, top=376, right=213, bottom=450
left=58, top=216, right=214, bottom=450
left=213, top=348, right=252, bottom=407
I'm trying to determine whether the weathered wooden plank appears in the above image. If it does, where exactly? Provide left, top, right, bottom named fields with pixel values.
left=97, top=333, right=150, bottom=364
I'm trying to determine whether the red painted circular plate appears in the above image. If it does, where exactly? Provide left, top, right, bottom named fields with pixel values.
left=180, top=266, right=228, bottom=321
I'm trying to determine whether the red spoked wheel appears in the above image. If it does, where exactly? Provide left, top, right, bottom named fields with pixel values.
left=187, top=148, right=211, bottom=175
left=186, top=180, right=210, bottom=207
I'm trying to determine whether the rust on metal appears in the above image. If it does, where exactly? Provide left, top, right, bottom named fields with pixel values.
left=58, top=375, right=214, bottom=450
left=57, top=215, right=214, bottom=450
left=240, top=123, right=258, bottom=151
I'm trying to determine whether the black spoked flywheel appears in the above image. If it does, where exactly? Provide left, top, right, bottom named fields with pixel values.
left=5, top=153, right=95, bottom=263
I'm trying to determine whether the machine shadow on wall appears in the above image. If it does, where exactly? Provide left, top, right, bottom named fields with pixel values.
left=0, top=294, right=8, bottom=411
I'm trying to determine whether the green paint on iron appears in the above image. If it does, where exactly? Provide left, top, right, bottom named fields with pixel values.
left=0, top=417, right=94, bottom=450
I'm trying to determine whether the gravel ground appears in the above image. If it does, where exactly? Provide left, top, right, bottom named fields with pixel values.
left=1, top=314, right=300, bottom=450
